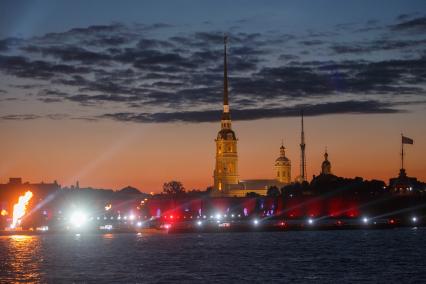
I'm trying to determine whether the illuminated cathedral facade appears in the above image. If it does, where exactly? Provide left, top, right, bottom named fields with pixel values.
left=212, top=37, right=291, bottom=197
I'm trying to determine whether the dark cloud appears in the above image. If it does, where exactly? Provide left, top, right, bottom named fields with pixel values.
left=137, top=38, right=174, bottom=49
left=0, top=114, right=42, bottom=120
left=278, top=54, right=300, bottom=61
left=396, top=13, right=420, bottom=21
left=0, top=37, right=23, bottom=51
left=100, top=100, right=401, bottom=123
left=82, top=35, right=131, bottom=46
left=142, top=23, right=174, bottom=31
left=330, top=39, right=426, bottom=54
left=391, top=16, right=426, bottom=33
left=299, top=40, right=325, bottom=46
left=22, top=45, right=112, bottom=64
left=0, top=55, right=91, bottom=79
left=0, top=113, right=69, bottom=121
left=36, top=23, right=125, bottom=43
left=1, top=21, right=425, bottom=124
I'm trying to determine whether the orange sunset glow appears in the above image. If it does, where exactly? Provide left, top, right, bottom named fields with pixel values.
left=0, top=111, right=424, bottom=192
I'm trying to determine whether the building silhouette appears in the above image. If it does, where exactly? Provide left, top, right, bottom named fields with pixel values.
left=321, top=149, right=332, bottom=175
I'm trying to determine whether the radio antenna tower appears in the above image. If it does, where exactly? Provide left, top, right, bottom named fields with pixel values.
left=299, top=110, right=307, bottom=182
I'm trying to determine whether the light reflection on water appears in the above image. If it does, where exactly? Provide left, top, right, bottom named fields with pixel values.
left=0, top=235, right=43, bottom=282
left=0, top=229, right=425, bottom=283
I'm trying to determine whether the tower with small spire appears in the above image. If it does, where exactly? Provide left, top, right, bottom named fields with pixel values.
left=275, top=142, right=291, bottom=183
left=321, top=148, right=332, bottom=175
left=213, top=36, right=239, bottom=194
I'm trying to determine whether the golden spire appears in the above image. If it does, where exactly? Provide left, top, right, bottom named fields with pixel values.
left=221, top=34, right=231, bottom=127
left=223, top=35, right=229, bottom=107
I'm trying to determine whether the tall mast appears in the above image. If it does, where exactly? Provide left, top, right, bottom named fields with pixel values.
left=300, top=110, right=306, bottom=181
left=401, top=133, right=404, bottom=170
left=221, top=35, right=231, bottom=129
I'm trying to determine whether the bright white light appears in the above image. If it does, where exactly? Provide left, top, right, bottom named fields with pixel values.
left=137, top=221, right=142, bottom=227
left=129, top=215, right=135, bottom=221
left=362, top=217, right=369, bottom=224
left=70, top=211, right=87, bottom=228
left=231, top=214, right=235, bottom=218
left=36, top=226, right=49, bottom=231
left=100, top=224, right=113, bottom=230
left=197, top=221, right=202, bottom=226
left=253, top=219, right=259, bottom=225
left=308, top=218, right=314, bottom=225
left=216, top=213, right=221, bottom=220
left=412, top=217, right=418, bottom=223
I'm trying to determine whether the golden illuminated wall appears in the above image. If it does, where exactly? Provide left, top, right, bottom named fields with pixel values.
left=214, top=136, right=239, bottom=192
left=275, top=146, right=291, bottom=184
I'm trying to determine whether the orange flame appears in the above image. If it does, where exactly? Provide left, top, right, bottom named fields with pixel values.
left=1, top=209, right=8, bottom=216
left=11, top=191, right=33, bottom=229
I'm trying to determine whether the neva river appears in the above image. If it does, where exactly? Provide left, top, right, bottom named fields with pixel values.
left=1, top=228, right=425, bottom=283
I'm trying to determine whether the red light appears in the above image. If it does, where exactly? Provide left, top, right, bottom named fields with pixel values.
left=170, top=215, right=173, bottom=219
left=389, top=219, right=395, bottom=224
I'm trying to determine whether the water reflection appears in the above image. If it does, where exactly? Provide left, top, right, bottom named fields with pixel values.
left=0, top=235, right=43, bottom=282
left=103, top=233, right=114, bottom=240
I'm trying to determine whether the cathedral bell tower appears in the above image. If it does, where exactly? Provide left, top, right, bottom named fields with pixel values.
left=213, top=36, right=239, bottom=194
left=275, top=142, right=291, bottom=184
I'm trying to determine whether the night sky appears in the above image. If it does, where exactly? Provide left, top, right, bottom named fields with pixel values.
left=0, top=0, right=425, bottom=192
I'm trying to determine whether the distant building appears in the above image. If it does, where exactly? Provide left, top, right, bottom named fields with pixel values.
left=321, top=149, right=332, bottom=175
left=388, top=135, right=424, bottom=194
left=0, top=177, right=60, bottom=211
left=389, top=169, right=420, bottom=194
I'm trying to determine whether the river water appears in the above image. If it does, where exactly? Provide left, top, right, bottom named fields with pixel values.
left=0, top=228, right=425, bottom=283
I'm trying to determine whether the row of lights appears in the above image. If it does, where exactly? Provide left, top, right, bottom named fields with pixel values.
left=195, top=216, right=420, bottom=228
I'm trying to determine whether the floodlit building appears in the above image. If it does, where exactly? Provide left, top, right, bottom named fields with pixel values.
left=212, top=37, right=291, bottom=197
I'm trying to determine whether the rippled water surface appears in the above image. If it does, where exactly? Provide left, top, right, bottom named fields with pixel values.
left=1, top=228, right=426, bottom=283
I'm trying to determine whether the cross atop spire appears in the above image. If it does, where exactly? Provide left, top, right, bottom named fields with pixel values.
left=280, top=141, right=286, bottom=156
